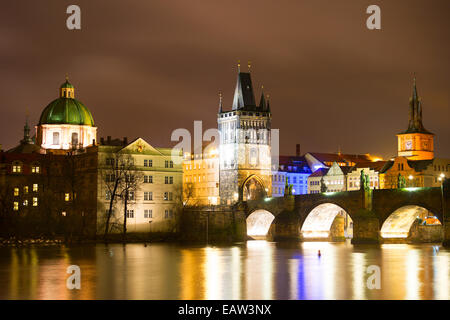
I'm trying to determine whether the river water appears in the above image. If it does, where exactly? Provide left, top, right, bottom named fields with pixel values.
left=0, top=240, right=448, bottom=300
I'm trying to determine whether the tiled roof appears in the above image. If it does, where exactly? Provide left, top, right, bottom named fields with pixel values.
left=309, top=168, right=329, bottom=177
left=308, top=152, right=372, bottom=164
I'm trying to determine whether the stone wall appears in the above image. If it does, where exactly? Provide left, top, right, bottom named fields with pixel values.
left=409, top=221, right=443, bottom=243
left=179, top=206, right=247, bottom=242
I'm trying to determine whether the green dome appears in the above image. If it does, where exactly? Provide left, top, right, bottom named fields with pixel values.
left=39, top=79, right=95, bottom=126
left=39, top=97, right=95, bottom=126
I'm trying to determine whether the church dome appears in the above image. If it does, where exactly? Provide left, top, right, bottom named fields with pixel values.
left=38, top=79, right=95, bottom=126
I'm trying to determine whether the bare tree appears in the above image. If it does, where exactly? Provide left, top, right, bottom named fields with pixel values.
left=117, top=155, right=143, bottom=241
left=183, top=182, right=199, bottom=207
left=101, top=151, right=128, bottom=240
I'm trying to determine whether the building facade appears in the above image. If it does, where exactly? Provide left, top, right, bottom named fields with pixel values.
left=182, top=143, right=220, bottom=206
left=94, top=137, right=183, bottom=234
left=272, top=155, right=311, bottom=197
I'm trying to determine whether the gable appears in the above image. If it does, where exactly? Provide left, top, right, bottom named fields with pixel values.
left=119, top=138, right=164, bottom=156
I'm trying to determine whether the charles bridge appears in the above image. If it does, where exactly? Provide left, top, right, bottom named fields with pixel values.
left=180, top=179, right=450, bottom=246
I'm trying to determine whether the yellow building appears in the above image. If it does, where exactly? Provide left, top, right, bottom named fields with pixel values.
left=397, top=77, right=434, bottom=160
left=380, top=157, right=449, bottom=189
left=182, top=143, right=220, bottom=206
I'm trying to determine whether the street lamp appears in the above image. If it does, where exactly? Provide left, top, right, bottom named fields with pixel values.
left=408, top=175, right=414, bottom=187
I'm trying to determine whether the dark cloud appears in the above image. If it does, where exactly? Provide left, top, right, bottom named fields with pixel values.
left=1, top=0, right=449, bottom=159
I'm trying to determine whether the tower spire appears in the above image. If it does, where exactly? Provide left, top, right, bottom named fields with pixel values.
left=218, top=92, right=223, bottom=113
left=237, top=60, right=241, bottom=73
left=259, top=85, right=266, bottom=109
left=21, top=112, right=32, bottom=144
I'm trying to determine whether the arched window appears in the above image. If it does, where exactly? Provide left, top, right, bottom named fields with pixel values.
left=71, top=132, right=79, bottom=146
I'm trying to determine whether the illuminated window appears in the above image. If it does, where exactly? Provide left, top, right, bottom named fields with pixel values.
left=61, top=212, right=67, bottom=217
left=33, top=184, right=38, bottom=192
left=144, top=209, right=153, bottom=219
left=13, top=202, right=19, bottom=211
left=24, top=186, right=29, bottom=194
left=23, top=200, right=28, bottom=206
left=144, top=192, right=153, bottom=201
left=14, top=188, right=19, bottom=196
left=31, top=166, right=40, bottom=173
left=32, top=197, right=38, bottom=207
left=53, top=132, right=60, bottom=145
left=144, top=175, right=153, bottom=183
left=126, top=210, right=134, bottom=218
left=12, top=162, right=22, bottom=173
left=65, top=193, right=70, bottom=201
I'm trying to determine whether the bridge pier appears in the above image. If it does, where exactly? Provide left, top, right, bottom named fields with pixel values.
left=351, top=213, right=380, bottom=244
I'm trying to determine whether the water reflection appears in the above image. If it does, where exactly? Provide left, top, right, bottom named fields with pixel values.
left=0, top=241, right=448, bottom=300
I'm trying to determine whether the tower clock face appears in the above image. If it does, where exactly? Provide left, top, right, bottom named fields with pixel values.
left=405, top=140, right=412, bottom=150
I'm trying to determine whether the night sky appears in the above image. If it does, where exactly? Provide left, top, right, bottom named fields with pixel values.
left=1, top=0, right=449, bottom=159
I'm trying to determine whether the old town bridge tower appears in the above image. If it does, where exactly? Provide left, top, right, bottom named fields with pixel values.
left=218, top=63, right=272, bottom=204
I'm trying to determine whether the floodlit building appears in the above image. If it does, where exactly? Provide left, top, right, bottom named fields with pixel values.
left=307, top=168, right=329, bottom=194
left=93, top=137, right=183, bottom=234
left=218, top=64, right=272, bottom=204
left=272, top=150, right=311, bottom=196
left=346, top=161, right=386, bottom=190
left=182, top=142, right=220, bottom=206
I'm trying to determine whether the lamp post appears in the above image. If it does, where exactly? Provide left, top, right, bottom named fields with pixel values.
left=408, top=175, right=414, bottom=187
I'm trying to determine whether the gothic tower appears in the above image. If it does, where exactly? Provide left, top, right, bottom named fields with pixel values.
left=397, top=76, right=434, bottom=160
left=218, top=63, right=272, bottom=204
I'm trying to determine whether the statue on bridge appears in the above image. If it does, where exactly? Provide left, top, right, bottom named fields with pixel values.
left=397, top=173, right=406, bottom=188
left=285, top=178, right=293, bottom=196
left=320, top=177, right=328, bottom=193
left=360, top=170, right=370, bottom=191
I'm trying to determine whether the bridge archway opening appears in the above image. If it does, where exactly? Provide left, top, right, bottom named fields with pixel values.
left=243, top=176, right=266, bottom=201
left=301, top=203, right=353, bottom=240
left=246, top=209, right=275, bottom=238
left=380, top=205, right=441, bottom=239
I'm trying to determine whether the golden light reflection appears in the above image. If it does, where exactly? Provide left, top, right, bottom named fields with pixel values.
left=245, top=240, right=273, bottom=299
left=352, top=252, right=366, bottom=300
left=289, top=259, right=299, bottom=300
left=406, top=249, right=421, bottom=300
left=231, top=247, right=242, bottom=300
left=434, top=251, right=449, bottom=300
left=204, top=247, right=221, bottom=300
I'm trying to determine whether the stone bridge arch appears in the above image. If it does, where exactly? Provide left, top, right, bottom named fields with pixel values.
left=246, top=209, right=276, bottom=239
left=372, top=188, right=444, bottom=224
left=300, top=202, right=354, bottom=241
left=379, top=204, right=442, bottom=240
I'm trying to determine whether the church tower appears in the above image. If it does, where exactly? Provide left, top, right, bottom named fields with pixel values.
left=397, top=76, right=434, bottom=160
left=218, top=63, right=272, bottom=204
